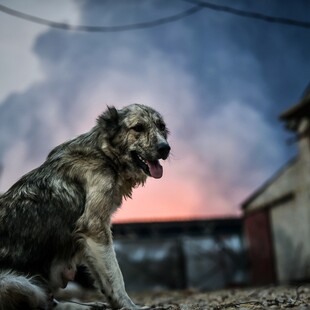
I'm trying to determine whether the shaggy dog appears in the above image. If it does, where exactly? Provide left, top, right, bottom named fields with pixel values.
left=0, top=104, right=170, bottom=310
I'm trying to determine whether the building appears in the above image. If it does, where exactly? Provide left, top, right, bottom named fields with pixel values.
left=112, top=218, right=248, bottom=292
left=243, top=89, right=310, bottom=285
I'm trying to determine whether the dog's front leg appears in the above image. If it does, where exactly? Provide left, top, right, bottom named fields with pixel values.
left=83, top=230, right=145, bottom=310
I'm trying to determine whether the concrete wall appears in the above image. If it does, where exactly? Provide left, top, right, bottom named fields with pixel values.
left=244, top=159, right=296, bottom=213
left=271, top=122, right=310, bottom=283
left=270, top=197, right=310, bottom=282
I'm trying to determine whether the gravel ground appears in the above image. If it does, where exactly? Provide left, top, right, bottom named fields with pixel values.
left=130, top=286, right=310, bottom=309
left=57, top=285, right=310, bottom=309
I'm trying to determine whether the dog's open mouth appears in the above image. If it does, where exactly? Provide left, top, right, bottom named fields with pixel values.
left=131, top=151, right=163, bottom=179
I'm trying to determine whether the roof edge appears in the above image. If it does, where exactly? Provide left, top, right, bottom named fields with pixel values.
left=241, top=156, right=297, bottom=209
left=280, top=87, right=310, bottom=121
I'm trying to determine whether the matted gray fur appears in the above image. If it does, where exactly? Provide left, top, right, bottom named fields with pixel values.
left=0, top=104, right=170, bottom=310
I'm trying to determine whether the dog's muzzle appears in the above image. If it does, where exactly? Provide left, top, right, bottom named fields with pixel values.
left=157, top=142, right=171, bottom=160
left=146, top=141, right=170, bottom=179
left=131, top=142, right=170, bottom=179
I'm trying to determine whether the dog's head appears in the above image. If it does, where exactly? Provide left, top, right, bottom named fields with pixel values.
left=97, top=104, right=170, bottom=180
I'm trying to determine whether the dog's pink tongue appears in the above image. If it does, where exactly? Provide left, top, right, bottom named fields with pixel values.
left=147, top=160, right=163, bottom=179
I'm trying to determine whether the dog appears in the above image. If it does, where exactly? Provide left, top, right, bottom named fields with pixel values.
left=0, top=104, right=170, bottom=310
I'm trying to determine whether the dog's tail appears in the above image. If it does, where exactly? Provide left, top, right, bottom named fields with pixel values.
left=0, top=270, right=48, bottom=310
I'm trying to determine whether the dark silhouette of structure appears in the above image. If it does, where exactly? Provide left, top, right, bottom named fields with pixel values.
left=243, top=87, right=310, bottom=285
left=112, top=218, right=248, bottom=292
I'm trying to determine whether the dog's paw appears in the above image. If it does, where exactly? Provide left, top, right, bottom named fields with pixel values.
left=120, top=306, right=150, bottom=310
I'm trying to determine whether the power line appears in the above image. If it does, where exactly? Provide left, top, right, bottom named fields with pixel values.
left=1, top=2, right=309, bottom=32
left=0, top=4, right=203, bottom=32
left=182, top=0, right=310, bottom=29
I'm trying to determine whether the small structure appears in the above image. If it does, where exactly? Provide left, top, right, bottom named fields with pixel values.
left=243, top=89, right=310, bottom=285
left=112, top=218, right=248, bottom=292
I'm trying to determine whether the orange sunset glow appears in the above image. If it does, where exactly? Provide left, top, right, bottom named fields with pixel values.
left=114, top=153, right=242, bottom=223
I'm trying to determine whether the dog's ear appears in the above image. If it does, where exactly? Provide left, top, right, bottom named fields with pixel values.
left=97, top=106, right=120, bottom=137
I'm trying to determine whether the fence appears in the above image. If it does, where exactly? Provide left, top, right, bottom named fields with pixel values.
left=113, top=218, right=248, bottom=292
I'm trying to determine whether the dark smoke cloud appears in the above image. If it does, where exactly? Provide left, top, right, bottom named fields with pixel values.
left=0, top=0, right=309, bottom=219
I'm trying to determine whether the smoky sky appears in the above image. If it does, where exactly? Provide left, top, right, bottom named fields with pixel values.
left=0, top=0, right=309, bottom=220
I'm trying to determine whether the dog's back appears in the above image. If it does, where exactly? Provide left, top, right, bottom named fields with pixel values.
left=0, top=270, right=48, bottom=310
left=0, top=144, right=89, bottom=309
left=0, top=162, right=85, bottom=277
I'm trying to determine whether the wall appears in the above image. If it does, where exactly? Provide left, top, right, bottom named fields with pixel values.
left=271, top=123, right=310, bottom=283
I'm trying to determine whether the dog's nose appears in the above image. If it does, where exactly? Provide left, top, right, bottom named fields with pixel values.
left=157, top=142, right=171, bottom=160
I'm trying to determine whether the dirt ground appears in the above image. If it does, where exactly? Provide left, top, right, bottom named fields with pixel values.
left=57, top=285, right=310, bottom=309
left=131, top=286, right=310, bottom=309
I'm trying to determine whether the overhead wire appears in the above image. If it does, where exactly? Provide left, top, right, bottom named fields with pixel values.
left=0, top=1, right=309, bottom=32
left=182, top=0, right=310, bottom=29
left=0, top=3, right=203, bottom=32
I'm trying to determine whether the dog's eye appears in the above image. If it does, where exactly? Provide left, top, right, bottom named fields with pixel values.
left=132, top=124, right=145, bottom=132
left=158, top=123, right=166, bottom=131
